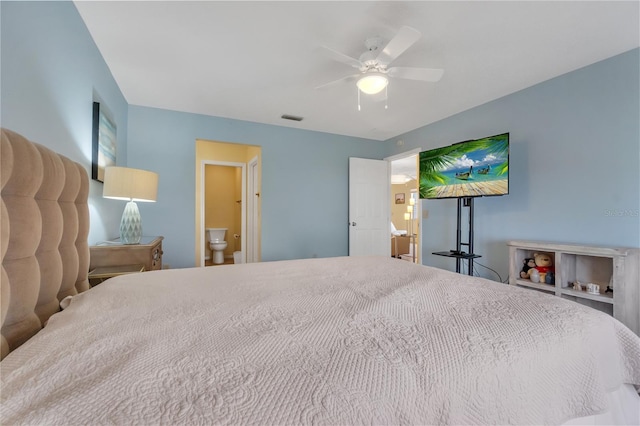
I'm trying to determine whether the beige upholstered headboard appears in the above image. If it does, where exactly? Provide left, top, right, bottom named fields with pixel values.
left=1, top=128, right=90, bottom=359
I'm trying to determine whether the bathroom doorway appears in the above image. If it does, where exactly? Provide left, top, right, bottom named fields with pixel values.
left=195, top=139, right=262, bottom=267
left=202, top=162, right=245, bottom=266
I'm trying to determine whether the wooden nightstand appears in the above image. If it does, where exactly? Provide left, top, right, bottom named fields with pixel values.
left=89, top=236, right=164, bottom=272
left=88, top=264, right=145, bottom=287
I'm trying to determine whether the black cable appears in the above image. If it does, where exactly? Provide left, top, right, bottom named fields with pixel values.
left=473, top=261, right=505, bottom=283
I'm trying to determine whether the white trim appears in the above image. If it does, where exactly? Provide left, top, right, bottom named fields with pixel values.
left=200, top=160, right=246, bottom=267
left=384, top=147, right=422, bottom=162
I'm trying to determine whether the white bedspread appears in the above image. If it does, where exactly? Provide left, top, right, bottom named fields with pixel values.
left=2, top=256, right=639, bottom=425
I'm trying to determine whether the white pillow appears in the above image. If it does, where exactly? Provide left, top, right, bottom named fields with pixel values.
left=390, top=221, right=407, bottom=236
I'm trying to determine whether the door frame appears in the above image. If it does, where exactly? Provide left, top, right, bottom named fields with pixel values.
left=385, top=147, right=422, bottom=264
left=199, top=160, right=246, bottom=267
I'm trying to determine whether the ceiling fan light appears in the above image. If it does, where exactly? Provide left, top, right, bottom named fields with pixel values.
left=357, top=73, right=388, bottom=95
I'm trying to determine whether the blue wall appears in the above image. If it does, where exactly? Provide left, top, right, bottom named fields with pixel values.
left=128, top=106, right=386, bottom=267
left=3, top=2, right=637, bottom=274
left=1, top=1, right=387, bottom=268
left=1, top=1, right=128, bottom=245
left=385, top=49, right=640, bottom=280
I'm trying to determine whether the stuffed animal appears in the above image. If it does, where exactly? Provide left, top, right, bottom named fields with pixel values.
left=520, top=258, right=536, bottom=279
left=544, top=271, right=555, bottom=285
left=533, top=252, right=554, bottom=283
left=529, top=268, right=540, bottom=283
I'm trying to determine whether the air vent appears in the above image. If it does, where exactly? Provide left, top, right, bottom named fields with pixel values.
left=281, top=114, right=304, bottom=122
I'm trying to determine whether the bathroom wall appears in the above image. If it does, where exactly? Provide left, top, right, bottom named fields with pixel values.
left=234, top=167, right=243, bottom=254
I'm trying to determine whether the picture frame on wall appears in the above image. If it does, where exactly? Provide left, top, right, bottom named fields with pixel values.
left=395, top=193, right=405, bottom=204
left=92, top=102, right=117, bottom=183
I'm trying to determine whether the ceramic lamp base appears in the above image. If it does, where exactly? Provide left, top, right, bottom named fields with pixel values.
left=120, top=201, right=142, bottom=244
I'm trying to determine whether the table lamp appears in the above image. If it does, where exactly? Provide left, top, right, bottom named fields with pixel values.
left=103, top=166, right=158, bottom=244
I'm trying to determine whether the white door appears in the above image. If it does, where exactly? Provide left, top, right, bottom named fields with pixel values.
left=349, top=158, right=390, bottom=256
left=247, top=157, right=259, bottom=263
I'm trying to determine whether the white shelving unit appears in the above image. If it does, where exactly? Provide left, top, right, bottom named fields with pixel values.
left=508, top=240, right=639, bottom=336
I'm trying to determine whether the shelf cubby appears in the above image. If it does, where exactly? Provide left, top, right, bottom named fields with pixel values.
left=508, top=240, right=639, bottom=335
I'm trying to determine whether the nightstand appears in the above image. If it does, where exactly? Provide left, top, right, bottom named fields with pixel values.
left=89, top=236, right=164, bottom=272
left=88, top=264, right=145, bottom=287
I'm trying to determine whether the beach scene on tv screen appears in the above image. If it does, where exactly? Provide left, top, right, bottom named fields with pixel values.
left=419, top=134, right=509, bottom=199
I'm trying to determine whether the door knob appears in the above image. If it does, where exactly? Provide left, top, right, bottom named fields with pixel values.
left=352, top=222, right=357, bottom=226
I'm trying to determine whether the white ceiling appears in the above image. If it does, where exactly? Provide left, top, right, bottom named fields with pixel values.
left=74, top=1, right=639, bottom=141
left=391, top=154, right=417, bottom=183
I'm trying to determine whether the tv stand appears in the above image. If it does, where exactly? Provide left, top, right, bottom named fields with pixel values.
left=432, top=197, right=480, bottom=276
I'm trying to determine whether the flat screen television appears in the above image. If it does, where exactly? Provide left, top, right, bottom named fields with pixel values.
left=419, top=132, right=509, bottom=199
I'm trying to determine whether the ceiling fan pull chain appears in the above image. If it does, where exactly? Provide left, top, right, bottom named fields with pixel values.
left=385, top=85, right=388, bottom=110
left=357, top=88, right=361, bottom=111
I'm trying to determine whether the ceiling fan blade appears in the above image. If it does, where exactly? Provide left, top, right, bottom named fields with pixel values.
left=320, top=45, right=362, bottom=69
left=315, top=74, right=360, bottom=90
left=376, top=26, right=421, bottom=66
left=387, top=67, right=444, bottom=82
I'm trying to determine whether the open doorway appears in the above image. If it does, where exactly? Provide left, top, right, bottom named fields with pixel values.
left=195, top=139, right=262, bottom=267
left=387, top=149, right=421, bottom=264
left=202, top=162, right=245, bottom=266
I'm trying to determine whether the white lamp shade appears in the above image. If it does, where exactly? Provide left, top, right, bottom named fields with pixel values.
left=103, top=166, right=158, bottom=202
left=356, top=73, right=388, bottom=95
left=407, top=205, right=413, bottom=213
left=409, top=197, right=416, bottom=205
left=404, top=212, right=411, bottom=221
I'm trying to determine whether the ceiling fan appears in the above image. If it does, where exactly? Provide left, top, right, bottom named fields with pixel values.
left=317, top=26, right=444, bottom=99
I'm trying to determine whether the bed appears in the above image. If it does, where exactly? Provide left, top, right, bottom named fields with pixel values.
left=2, top=128, right=639, bottom=425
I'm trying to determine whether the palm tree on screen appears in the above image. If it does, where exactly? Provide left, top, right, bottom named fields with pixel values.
left=419, top=134, right=509, bottom=198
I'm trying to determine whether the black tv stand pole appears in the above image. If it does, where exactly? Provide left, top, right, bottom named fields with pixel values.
left=432, top=196, right=480, bottom=276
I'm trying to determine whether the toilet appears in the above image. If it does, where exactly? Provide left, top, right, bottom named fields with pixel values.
left=206, top=228, right=228, bottom=264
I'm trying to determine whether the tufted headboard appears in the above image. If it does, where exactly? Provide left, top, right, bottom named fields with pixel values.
left=1, top=128, right=90, bottom=359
